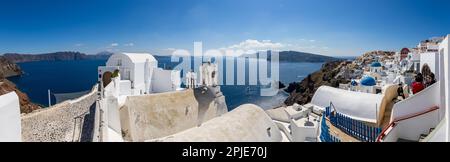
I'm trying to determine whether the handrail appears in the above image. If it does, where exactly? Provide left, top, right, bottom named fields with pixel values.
left=376, top=106, right=439, bottom=142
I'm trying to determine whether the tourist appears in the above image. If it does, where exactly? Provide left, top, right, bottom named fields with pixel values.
left=397, top=83, right=405, bottom=99
left=403, top=84, right=410, bottom=98
left=425, top=73, right=436, bottom=87
left=411, top=73, right=425, bottom=94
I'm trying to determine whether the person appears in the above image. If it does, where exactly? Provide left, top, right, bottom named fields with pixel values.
left=425, top=73, right=436, bottom=87
left=403, top=84, right=410, bottom=98
left=411, top=73, right=425, bottom=94
left=397, top=83, right=405, bottom=99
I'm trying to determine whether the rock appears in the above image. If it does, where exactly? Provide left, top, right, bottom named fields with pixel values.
left=0, top=56, right=22, bottom=78
left=277, top=81, right=286, bottom=89
left=284, top=61, right=351, bottom=106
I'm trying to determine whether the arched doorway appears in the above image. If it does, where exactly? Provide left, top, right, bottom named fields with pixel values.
left=102, top=71, right=113, bottom=87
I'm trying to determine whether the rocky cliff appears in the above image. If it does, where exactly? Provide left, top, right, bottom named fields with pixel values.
left=0, top=56, right=22, bottom=78
left=284, top=61, right=352, bottom=106
left=0, top=56, right=40, bottom=113
left=0, top=79, right=40, bottom=113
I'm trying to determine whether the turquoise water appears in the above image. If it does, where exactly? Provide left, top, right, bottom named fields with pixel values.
left=8, top=59, right=323, bottom=110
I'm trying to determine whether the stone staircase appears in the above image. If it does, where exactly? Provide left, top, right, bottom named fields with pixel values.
left=396, top=127, right=435, bottom=142
left=419, top=128, right=435, bottom=142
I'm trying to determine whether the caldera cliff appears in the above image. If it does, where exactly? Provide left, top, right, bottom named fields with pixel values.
left=0, top=56, right=40, bottom=113
left=284, top=60, right=353, bottom=106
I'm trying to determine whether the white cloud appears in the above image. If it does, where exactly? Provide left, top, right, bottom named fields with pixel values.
left=221, top=39, right=285, bottom=52
left=105, top=48, right=120, bottom=52
left=74, top=43, right=83, bottom=47
left=164, top=48, right=177, bottom=51
left=124, top=43, right=134, bottom=47
left=110, top=43, right=119, bottom=47
left=309, top=40, right=316, bottom=42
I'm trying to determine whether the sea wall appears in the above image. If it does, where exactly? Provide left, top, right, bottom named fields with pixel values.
left=120, top=86, right=228, bottom=141
left=21, top=85, right=99, bottom=142
left=150, top=104, right=282, bottom=142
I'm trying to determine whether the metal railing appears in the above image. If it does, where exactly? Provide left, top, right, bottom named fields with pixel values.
left=320, top=114, right=341, bottom=142
left=325, top=106, right=382, bottom=142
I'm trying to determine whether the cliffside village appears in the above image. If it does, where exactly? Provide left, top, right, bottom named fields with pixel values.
left=1, top=34, right=450, bottom=142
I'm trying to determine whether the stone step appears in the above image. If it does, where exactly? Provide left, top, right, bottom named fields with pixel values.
left=397, top=138, right=417, bottom=142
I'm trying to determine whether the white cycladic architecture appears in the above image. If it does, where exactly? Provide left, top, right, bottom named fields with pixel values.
left=370, top=62, right=382, bottom=73
left=311, top=86, right=383, bottom=123
left=98, top=52, right=182, bottom=95
left=290, top=115, right=319, bottom=142
left=440, top=35, right=450, bottom=142
left=99, top=53, right=157, bottom=95
left=199, top=62, right=219, bottom=87
left=0, top=92, right=22, bottom=142
left=408, top=51, right=421, bottom=72
left=185, top=71, right=197, bottom=89
left=151, top=68, right=181, bottom=93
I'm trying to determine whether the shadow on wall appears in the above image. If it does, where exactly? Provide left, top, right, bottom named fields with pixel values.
left=119, top=88, right=228, bottom=142
left=193, top=86, right=220, bottom=126
left=149, top=104, right=283, bottom=142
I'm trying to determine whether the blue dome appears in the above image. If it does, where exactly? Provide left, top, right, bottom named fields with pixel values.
left=351, top=80, right=358, bottom=86
left=371, top=62, right=382, bottom=67
left=360, top=76, right=376, bottom=86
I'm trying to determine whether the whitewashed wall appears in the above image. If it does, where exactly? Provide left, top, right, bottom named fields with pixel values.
left=311, top=86, right=383, bottom=123
left=441, top=35, right=450, bottom=142
left=119, top=80, right=131, bottom=96
left=0, top=92, right=21, bottom=142
left=152, top=68, right=181, bottom=93
left=420, top=52, right=439, bottom=79
left=381, top=110, right=440, bottom=142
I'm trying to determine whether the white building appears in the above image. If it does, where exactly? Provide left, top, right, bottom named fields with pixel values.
left=98, top=52, right=181, bottom=95
left=417, top=37, right=444, bottom=53
left=441, top=35, right=450, bottom=141
left=199, top=62, right=219, bottom=87
left=407, top=51, right=421, bottom=72
left=152, top=68, right=182, bottom=93
left=185, top=71, right=197, bottom=89
left=420, top=52, right=440, bottom=80
left=360, top=75, right=377, bottom=93
left=370, top=62, right=382, bottom=73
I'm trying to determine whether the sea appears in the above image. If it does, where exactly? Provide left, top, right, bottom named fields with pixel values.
left=8, top=58, right=329, bottom=110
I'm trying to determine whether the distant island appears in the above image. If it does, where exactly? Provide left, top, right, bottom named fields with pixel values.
left=241, top=50, right=340, bottom=63
left=1, top=50, right=338, bottom=64
left=1, top=51, right=113, bottom=63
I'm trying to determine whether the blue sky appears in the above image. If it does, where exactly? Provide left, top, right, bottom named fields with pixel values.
left=1, top=0, right=449, bottom=56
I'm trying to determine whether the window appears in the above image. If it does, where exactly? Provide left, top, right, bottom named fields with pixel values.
left=117, top=59, right=122, bottom=66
